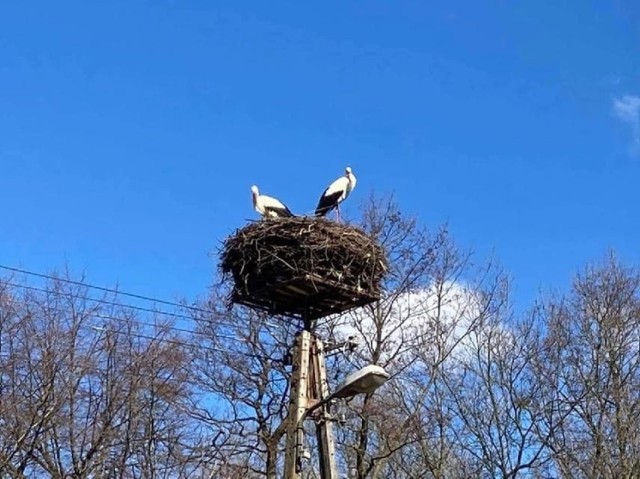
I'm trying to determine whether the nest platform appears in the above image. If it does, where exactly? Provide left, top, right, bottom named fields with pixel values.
left=220, top=217, right=387, bottom=320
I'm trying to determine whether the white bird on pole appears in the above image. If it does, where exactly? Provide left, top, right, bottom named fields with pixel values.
left=251, top=185, right=294, bottom=219
left=314, top=167, right=357, bottom=221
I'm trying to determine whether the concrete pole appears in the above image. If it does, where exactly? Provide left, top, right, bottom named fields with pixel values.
left=284, top=331, right=311, bottom=479
left=313, top=338, right=338, bottom=479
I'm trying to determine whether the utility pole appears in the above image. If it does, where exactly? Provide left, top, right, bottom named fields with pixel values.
left=313, top=338, right=338, bottom=478
left=221, top=217, right=386, bottom=478
left=284, top=331, right=311, bottom=479
left=284, top=329, right=338, bottom=479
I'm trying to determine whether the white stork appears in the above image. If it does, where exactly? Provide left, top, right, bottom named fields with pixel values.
left=251, top=185, right=294, bottom=219
left=314, top=166, right=357, bottom=221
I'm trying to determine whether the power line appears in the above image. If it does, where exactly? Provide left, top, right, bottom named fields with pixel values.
left=1, top=299, right=282, bottom=362
left=4, top=280, right=203, bottom=322
left=3, top=280, right=240, bottom=331
left=84, top=325, right=291, bottom=391
left=85, top=324, right=280, bottom=363
left=0, top=264, right=286, bottom=331
left=4, top=295, right=281, bottom=350
left=0, top=264, right=222, bottom=317
left=0, top=271, right=364, bottom=358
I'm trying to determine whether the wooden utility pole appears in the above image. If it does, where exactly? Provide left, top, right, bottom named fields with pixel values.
left=284, top=332, right=338, bottom=479
left=284, top=331, right=311, bottom=479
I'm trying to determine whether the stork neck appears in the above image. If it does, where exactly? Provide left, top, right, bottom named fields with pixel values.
left=347, top=173, right=356, bottom=190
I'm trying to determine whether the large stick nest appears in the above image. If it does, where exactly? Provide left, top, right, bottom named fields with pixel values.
left=220, top=217, right=387, bottom=319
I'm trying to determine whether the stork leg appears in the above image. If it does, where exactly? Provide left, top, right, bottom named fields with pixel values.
left=335, top=204, right=341, bottom=223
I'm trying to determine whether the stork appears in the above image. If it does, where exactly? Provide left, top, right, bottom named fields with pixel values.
left=314, top=166, right=357, bottom=221
left=251, top=185, right=294, bottom=219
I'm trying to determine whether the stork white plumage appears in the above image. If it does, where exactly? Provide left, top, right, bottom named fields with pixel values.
left=314, top=166, right=357, bottom=221
left=251, top=185, right=294, bottom=219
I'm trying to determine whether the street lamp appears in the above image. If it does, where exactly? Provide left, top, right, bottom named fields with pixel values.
left=332, top=364, right=390, bottom=399
left=300, top=364, right=389, bottom=424
left=294, top=364, right=390, bottom=472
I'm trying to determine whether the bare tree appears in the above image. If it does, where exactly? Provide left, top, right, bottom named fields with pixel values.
left=320, top=196, right=508, bottom=479
left=190, top=286, right=298, bottom=479
left=440, top=311, right=565, bottom=478
left=0, top=274, right=213, bottom=478
left=9, top=208, right=640, bottom=479
left=537, top=255, right=640, bottom=479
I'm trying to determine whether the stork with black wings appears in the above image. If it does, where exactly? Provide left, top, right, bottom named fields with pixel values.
left=314, top=167, right=357, bottom=222
left=251, top=185, right=294, bottom=219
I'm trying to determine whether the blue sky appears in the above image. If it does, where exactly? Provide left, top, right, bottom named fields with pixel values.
left=1, top=1, right=639, bottom=308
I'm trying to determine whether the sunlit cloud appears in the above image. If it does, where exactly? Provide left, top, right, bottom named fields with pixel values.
left=328, top=281, right=489, bottom=365
left=613, top=95, right=640, bottom=153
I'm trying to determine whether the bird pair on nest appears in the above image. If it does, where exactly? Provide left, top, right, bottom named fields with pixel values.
left=251, top=167, right=357, bottom=222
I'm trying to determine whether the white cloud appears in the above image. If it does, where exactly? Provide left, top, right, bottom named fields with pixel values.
left=327, top=281, right=489, bottom=366
left=613, top=95, right=640, bottom=152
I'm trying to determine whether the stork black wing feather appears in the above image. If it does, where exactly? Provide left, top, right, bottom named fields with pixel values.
left=315, top=190, right=342, bottom=217
left=266, top=205, right=295, bottom=218
left=279, top=204, right=295, bottom=217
